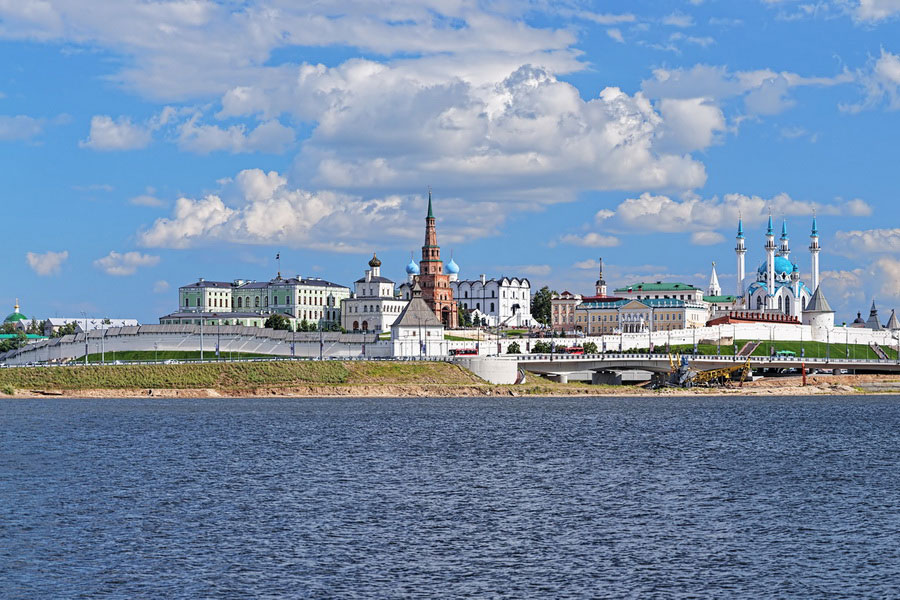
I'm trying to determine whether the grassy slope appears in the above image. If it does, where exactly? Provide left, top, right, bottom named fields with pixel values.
left=0, top=360, right=484, bottom=392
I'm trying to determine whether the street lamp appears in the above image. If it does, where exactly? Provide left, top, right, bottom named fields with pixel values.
left=199, top=314, right=204, bottom=362
left=81, top=311, right=88, bottom=365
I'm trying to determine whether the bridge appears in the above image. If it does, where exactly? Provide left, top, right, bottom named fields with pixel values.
left=513, top=353, right=900, bottom=384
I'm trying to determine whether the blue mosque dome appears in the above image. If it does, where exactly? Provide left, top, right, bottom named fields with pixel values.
left=405, top=258, right=420, bottom=275
left=758, top=256, right=796, bottom=277
left=445, top=257, right=459, bottom=274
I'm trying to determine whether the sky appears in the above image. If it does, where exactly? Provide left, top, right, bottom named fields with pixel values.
left=2, top=0, right=900, bottom=325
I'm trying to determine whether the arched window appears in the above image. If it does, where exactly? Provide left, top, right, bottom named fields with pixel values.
left=490, top=302, right=495, bottom=312
left=265, top=297, right=269, bottom=307
left=362, top=321, right=369, bottom=331
left=197, top=298, right=201, bottom=307
left=353, top=321, right=359, bottom=330
left=255, top=296, right=260, bottom=307
left=778, top=296, right=783, bottom=312
left=756, top=296, right=762, bottom=309
left=464, top=291, right=468, bottom=298
left=185, top=297, right=189, bottom=307
left=237, top=297, right=242, bottom=308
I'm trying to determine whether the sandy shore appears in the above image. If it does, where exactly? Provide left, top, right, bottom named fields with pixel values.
left=6, top=374, right=900, bottom=399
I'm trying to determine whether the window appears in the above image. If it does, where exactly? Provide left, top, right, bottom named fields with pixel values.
left=185, top=298, right=189, bottom=307
left=255, top=296, right=260, bottom=307
left=196, top=298, right=201, bottom=307
left=490, top=302, right=495, bottom=312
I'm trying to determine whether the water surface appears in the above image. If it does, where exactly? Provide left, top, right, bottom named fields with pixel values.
left=2, top=396, right=900, bottom=598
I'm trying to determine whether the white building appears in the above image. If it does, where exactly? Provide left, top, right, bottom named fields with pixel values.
left=451, top=274, right=533, bottom=328
left=341, top=253, right=407, bottom=333
left=166, top=274, right=350, bottom=329
left=736, top=216, right=814, bottom=318
left=43, top=317, right=139, bottom=335
left=391, top=282, right=447, bottom=357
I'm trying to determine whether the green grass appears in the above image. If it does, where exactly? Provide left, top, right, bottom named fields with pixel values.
left=0, top=360, right=484, bottom=391
left=82, top=350, right=274, bottom=363
left=443, top=334, right=472, bottom=341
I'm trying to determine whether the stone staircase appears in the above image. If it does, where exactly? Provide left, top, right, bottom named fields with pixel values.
left=737, top=341, right=761, bottom=356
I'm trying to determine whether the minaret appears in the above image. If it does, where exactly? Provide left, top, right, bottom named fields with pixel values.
left=708, top=262, right=721, bottom=297
left=791, top=264, right=801, bottom=316
left=735, top=217, right=746, bottom=297
left=809, top=214, right=820, bottom=293
left=765, top=214, right=776, bottom=309
left=595, top=257, right=607, bottom=297
left=778, top=219, right=790, bottom=257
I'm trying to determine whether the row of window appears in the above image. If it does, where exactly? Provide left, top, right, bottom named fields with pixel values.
left=348, top=304, right=402, bottom=314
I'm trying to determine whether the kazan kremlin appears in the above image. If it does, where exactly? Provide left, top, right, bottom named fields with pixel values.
left=2, top=193, right=899, bottom=373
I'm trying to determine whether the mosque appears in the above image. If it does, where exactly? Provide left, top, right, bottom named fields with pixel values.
left=734, top=215, right=818, bottom=319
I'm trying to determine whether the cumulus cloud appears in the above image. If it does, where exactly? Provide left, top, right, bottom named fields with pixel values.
left=26, top=250, right=68, bottom=276
left=821, top=268, right=867, bottom=305
left=136, top=168, right=510, bottom=252
left=80, top=115, right=152, bottom=150
left=835, top=228, right=900, bottom=254
left=874, top=257, right=900, bottom=298
left=176, top=117, right=294, bottom=154
left=93, top=251, right=160, bottom=275
left=0, top=115, right=43, bottom=141
left=656, top=97, right=726, bottom=152
left=153, top=280, right=170, bottom=293
left=612, top=191, right=872, bottom=235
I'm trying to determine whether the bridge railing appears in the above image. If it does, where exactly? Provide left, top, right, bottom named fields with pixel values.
left=513, top=353, right=900, bottom=365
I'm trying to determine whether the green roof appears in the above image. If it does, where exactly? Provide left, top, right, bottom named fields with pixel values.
left=4, top=311, right=27, bottom=323
left=614, top=282, right=699, bottom=292
left=0, top=334, right=46, bottom=339
left=704, top=295, right=738, bottom=303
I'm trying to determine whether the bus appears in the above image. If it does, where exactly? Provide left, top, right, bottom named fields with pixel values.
left=561, top=346, right=584, bottom=355
left=450, top=348, right=478, bottom=356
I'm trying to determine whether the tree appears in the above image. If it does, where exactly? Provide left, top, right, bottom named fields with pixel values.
left=506, top=341, right=521, bottom=354
left=0, top=324, right=26, bottom=352
left=532, top=340, right=552, bottom=354
left=264, top=313, right=291, bottom=331
left=582, top=341, right=598, bottom=354
left=51, top=322, right=78, bottom=338
left=298, top=319, right=310, bottom=332
left=531, top=286, right=553, bottom=326
left=457, top=305, right=472, bottom=328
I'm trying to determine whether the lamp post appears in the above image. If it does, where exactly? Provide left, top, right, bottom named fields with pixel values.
left=81, top=312, right=88, bottom=365
left=199, top=314, right=204, bottom=362
left=213, top=313, right=220, bottom=360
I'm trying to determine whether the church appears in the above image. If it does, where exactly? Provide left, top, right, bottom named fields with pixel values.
left=735, top=215, right=817, bottom=319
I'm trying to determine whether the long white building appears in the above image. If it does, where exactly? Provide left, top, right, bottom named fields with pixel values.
left=341, top=254, right=407, bottom=333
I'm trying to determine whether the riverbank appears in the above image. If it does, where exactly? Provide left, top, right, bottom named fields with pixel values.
left=2, top=361, right=899, bottom=398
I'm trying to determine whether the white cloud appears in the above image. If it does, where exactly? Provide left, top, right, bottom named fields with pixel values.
left=176, top=117, right=294, bottom=154
left=606, top=29, right=624, bottom=43
left=595, top=209, right=614, bottom=221
left=25, top=250, right=68, bottom=276
left=873, top=257, right=900, bottom=299
left=843, top=48, right=900, bottom=112
left=662, top=13, right=695, bottom=27
left=80, top=115, right=151, bottom=150
left=612, top=191, right=872, bottom=234
left=0, top=115, right=43, bottom=141
left=691, top=231, right=725, bottom=245
left=130, top=194, right=165, bottom=207
left=93, top=251, right=160, bottom=276
left=136, top=168, right=509, bottom=251
left=573, top=258, right=603, bottom=270
left=153, top=280, right=170, bottom=293
left=577, top=12, right=636, bottom=25
left=821, top=268, right=866, bottom=305
left=559, top=232, right=620, bottom=248
left=835, top=228, right=900, bottom=254
left=856, top=0, right=900, bottom=21
left=657, top=97, right=726, bottom=152
left=643, top=64, right=852, bottom=116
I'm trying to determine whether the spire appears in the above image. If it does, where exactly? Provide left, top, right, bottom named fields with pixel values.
left=708, top=262, right=721, bottom=297
left=811, top=212, right=818, bottom=237
left=887, top=309, right=900, bottom=331
left=426, top=188, right=433, bottom=219
left=806, top=285, right=832, bottom=313
left=736, top=216, right=744, bottom=239
left=766, top=213, right=774, bottom=236
left=781, top=219, right=788, bottom=240
left=14, top=298, right=19, bottom=313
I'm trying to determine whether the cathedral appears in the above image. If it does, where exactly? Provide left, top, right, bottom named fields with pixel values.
left=735, top=215, right=817, bottom=318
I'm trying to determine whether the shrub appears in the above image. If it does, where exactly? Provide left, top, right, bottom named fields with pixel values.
left=507, top=342, right=521, bottom=354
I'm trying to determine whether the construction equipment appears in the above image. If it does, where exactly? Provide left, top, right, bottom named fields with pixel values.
left=659, top=354, right=752, bottom=388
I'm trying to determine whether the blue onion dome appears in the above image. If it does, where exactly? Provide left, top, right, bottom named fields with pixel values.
left=406, top=258, right=420, bottom=275
left=445, top=257, right=459, bottom=274
left=758, top=257, right=797, bottom=277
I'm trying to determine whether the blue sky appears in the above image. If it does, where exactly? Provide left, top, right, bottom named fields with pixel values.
left=3, top=0, right=900, bottom=324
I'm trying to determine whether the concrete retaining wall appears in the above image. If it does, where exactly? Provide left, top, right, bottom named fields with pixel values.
left=454, top=357, right=519, bottom=384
